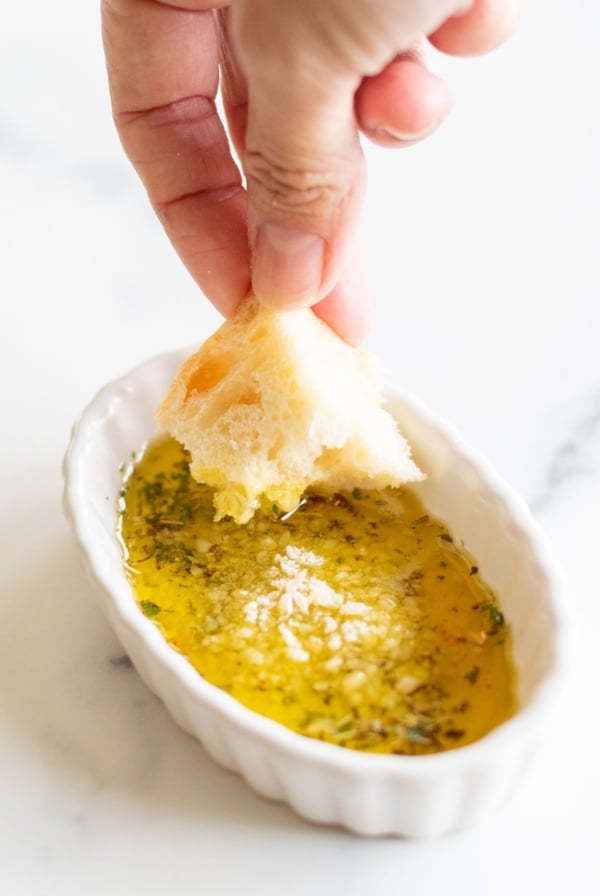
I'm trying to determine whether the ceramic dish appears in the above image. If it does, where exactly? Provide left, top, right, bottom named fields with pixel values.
left=62, top=347, right=571, bottom=838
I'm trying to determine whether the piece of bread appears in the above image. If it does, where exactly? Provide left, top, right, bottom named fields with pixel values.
left=156, top=296, right=424, bottom=523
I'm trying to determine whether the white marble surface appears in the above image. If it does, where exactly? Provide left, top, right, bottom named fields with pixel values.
left=1, top=1, right=599, bottom=892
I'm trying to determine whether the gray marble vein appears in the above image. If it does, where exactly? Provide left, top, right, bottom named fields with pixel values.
left=531, top=391, right=600, bottom=514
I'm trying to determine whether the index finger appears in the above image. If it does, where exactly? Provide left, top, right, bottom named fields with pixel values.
left=101, top=0, right=250, bottom=315
left=429, top=0, right=524, bottom=56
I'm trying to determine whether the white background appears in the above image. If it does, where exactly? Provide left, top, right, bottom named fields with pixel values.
left=1, top=2, right=599, bottom=893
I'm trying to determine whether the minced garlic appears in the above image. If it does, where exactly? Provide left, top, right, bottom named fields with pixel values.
left=118, top=435, right=516, bottom=755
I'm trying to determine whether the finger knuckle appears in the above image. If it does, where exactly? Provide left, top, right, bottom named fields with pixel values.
left=244, top=150, right=351, bottom=230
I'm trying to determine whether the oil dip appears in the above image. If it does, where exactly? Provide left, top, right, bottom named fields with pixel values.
left=118, top=435, right=516, bottom=755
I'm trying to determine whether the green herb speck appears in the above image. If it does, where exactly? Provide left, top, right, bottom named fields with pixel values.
left=140, top=599, right=161, bottom=617
left=465, top=665, right=480, bottom=684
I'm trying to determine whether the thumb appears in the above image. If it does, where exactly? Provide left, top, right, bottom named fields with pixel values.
left=229, top=0, right=468, bottom=312
left=230, top=11, right=366, bottom=310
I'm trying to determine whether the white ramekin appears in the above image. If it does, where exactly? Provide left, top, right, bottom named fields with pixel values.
left=62, top=348, right=572, bottom=838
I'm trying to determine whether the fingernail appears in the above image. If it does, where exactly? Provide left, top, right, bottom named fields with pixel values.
left=252, top=223, right=325, bottom=309
left=367, top=123, right=439, bottom=144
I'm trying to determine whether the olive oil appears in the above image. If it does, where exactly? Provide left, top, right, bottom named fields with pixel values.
left=119, top=435, right=516, bottom=755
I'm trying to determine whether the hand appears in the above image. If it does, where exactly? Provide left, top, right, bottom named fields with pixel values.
left=102, top=1, right=521, bottom=343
